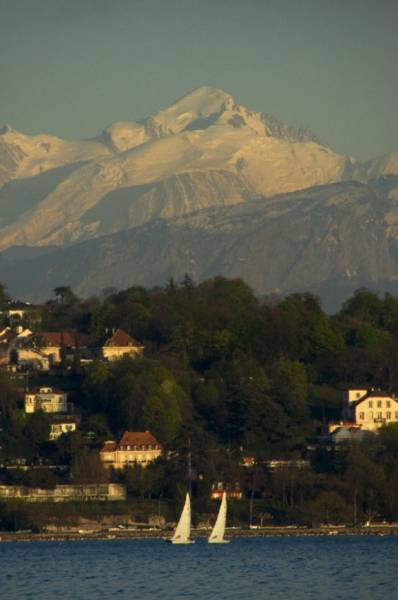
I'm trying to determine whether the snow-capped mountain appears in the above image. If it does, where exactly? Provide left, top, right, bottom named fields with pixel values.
left=0, top=86, right=354, bottom=250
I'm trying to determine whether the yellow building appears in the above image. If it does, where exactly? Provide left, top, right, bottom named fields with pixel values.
left=36, top=331, right=93, bottom=364
left=343, top=389, right=398, bottom=432
left=100, top=431, right=162, bottom=469
left=101, top=329, right=144, bottom=362
left=49, top=415, right=79, bottom=440
left=25, top=387, right=69, bottom=414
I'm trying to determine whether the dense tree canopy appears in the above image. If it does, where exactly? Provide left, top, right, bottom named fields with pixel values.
left=3, top=279, right=398, bottom=527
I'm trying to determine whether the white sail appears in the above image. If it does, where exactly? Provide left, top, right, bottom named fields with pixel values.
left=170, top=493, right=194, bottom=544
left=208, top=491, right=229, bottom=544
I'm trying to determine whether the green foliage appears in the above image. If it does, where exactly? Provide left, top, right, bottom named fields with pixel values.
left=24, top=412, right=51, bottom=451
left=5, top=278, right=398, bottom=525
left=53, top=286, right=79, bottom=306
left=71, top=449, right=109, bottom=484
left=123, top=463, right=165, bottom=499
left=83, top=357, right=189, bottom=443
left=0, top=500, right=43, bottom=532
left=309, top=491, right=351, bottom=526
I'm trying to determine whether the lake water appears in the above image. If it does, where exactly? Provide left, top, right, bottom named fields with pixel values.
left=1, top=536, right=397, bottom=599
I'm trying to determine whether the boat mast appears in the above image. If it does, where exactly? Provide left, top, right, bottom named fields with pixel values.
left=187, top=437, right=192, bottom=497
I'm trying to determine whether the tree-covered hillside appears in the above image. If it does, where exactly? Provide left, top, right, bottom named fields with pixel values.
left=2, top=277, right=398, bottom=528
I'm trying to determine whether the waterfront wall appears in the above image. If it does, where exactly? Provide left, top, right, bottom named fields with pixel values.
left=0, top=483, right=126, bottom=502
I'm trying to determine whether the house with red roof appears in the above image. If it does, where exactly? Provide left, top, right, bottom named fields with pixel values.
left=35, top=331, right=94, bottom=364
left=100, top=431, right=162, bottom=469
left=101, top=328, right=144, bottom=362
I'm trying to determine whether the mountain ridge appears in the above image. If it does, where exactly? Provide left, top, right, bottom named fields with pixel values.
left=2, top=176, right=398, bottom=311
left=1, top=86, right=398, bottom=309
left=0, top=85, right=355, bottom=250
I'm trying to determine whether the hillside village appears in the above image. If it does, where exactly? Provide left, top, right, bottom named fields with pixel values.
left=2, top=279, right=398, bottom=532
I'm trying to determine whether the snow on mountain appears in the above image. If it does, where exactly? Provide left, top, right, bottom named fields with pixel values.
left=364, top=149, right=398, bottom=180
left=0, top=86, right=372, bottom=251
left=143, top=86, right=234, bottom=136
left=4, top=178, right=398, bottom=311
left=0, top=124, right=111, bottom=185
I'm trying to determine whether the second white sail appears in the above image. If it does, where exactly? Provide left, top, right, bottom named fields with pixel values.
left=208, top=491, right=229, bottom=544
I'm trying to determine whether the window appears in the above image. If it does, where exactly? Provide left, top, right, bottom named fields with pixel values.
left=356, top=392, right=361, bottom=398
left=377, top=412, right=382, bottom=419
left=359, top=412, right=365, bottom=420
left=368, top=401, right=373, bottom=408
left=387, top=401, right=391, bottom=408
left=377, top=401, right=382, bottom=408
left=395, top=413, right=398, bottom=420
left=387, top=412, right=392, bottom=419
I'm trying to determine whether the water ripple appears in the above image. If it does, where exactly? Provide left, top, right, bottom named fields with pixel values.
left=1, top=536, right=398, bottom=599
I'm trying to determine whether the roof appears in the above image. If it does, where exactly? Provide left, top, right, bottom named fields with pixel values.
left=118, top=431, right=160, bottom=447
left=100, top=441, right=118, bottom=453
left=351, top=391, right=396, bottom=407
left=38, top=331, right=94, bottom=347
left=26, top=387, right=66, bottom=396
left=100, top=431, right=161, bottom=453
left=103, top=328, right=142, bottom=348
left=0, top=302, right=39, bottom=311
left=0, top=329, right=16, bottom=344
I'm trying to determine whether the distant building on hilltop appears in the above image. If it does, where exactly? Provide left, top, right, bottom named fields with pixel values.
left=0, top=302, right=41, bottom=327
left=100, top=431, right=162, bottom=469
left=101, top=328, right=144, bottom=362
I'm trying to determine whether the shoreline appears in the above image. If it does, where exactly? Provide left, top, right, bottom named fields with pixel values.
left=1, top=526, right=398, bottom=543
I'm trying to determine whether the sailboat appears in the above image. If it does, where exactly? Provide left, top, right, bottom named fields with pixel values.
left=166, top=492, right=195, bottom=544
left=208, top=491, right=229, bottom=544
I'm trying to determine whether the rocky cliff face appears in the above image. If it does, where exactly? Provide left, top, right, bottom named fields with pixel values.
left=3, top=176, right=398, bottom=311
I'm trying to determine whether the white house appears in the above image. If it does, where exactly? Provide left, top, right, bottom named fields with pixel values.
left=49, top=415, right=79, bottom=440
left=342, top=389, right=398, bottom=432
left=25, top=387, right=69, bottom=414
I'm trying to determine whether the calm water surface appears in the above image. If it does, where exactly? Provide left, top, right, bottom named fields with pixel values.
left=1, top=536, right=397, bottom=599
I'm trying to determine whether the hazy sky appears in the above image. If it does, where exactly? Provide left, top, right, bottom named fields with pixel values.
left=1, top=0, right=397, bottom=160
